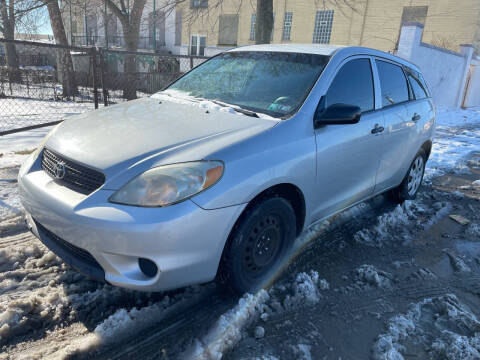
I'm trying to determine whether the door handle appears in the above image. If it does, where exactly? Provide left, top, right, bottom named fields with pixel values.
left=412, top=113, right=421, bottom=121
left=371, top=124, right=384, bottom=134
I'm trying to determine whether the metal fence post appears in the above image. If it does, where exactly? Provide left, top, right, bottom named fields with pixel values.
left=190, top=56, right=193, bottom=70
left=99, top=48, right=108, bottom=107
left=91, top=47, right=99, bottom=109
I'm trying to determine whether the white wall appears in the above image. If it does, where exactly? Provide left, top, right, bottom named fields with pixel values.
left=396, top=23, right=475, bottom=108
left=463, top=58, right=480, bottom=107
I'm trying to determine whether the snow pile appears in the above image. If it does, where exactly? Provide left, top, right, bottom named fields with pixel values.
left=354, top=199, right=451, bottom=247
left=282, top=271, right=329, bottom=310
left=185, top=290, right=270, bottom=360
left=466, top=223, right=480, bottom=238
left=0, top=284, right=73, bottom=342
left=184, top=271, right=329, bottom=359
left=354, top=201, right=420, bottom=246
left=291, top=344, right=312, bottom=360
left=354, top=265, right=392, bottom=289
left=373, top=294, right=480, bottom=360
left=445, top=251, right=471, bottom=273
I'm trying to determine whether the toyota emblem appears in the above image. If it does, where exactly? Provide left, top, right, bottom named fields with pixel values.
left=54, top=162, right=66, bottom=180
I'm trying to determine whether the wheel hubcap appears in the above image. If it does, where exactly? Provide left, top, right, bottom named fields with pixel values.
left=407, top=156, right=424, bottom=196
left=244, top=214, right=282, bottom=277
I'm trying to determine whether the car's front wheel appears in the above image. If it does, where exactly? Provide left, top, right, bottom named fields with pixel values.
left=390, top=149, right=426, bottom=203
left=218, top=197, right=296, bottom=294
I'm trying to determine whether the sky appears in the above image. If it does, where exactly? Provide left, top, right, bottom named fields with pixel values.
left=39, top=21, right=53, bottom=35
left=38, top=7, right=53, bottom=35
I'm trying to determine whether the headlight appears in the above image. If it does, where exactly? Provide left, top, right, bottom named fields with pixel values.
left=109, top=161, right=224, bottom=207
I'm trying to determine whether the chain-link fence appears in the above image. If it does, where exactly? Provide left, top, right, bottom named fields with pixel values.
left=0, top=38, right=209, bottom=135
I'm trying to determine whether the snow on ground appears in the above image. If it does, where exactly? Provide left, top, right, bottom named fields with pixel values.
left=353, top=197, right=452, bottom=247
left=185, top=271, right=330, bottom=359
left=372, top=294, right=480, bottom=360
left=426, top=106, right=480, bottom=179
left=0, top=127, right=52, bottom=221
left=0, top=126, right=52, bottom=167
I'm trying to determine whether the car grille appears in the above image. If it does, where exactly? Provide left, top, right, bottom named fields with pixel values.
left=35, top=221, right=102, bottom=270
left=42, top=148, right=105, bottom=195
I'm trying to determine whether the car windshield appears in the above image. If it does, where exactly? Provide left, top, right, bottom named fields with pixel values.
left=163, top=51, right=330, bottom=118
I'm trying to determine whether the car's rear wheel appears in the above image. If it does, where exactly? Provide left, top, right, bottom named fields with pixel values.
left=389, top=149, right=426, bottom=203
left=218, top=197, right=296, bottom=294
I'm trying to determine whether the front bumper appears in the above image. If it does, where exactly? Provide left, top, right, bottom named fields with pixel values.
left=19, top=161, right=245, bottom=292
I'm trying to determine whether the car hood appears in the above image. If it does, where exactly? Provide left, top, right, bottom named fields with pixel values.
left=46, top=97, right=277, bottom=179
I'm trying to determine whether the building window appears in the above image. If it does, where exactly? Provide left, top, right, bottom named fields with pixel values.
left=218, top=14, right=239, bottom=46
left=313, top=10, right=334, bottom=44
left=250, top=13, right=256, bottom=41
left=71, top=20, right=77, bottom=34
left=149, top=10, right=165, bottom=49
left=282, top=12, right=292, bottom=41
left=190, top=0, right=207, bottom=9
left=190, top=35, right=206, bottom=56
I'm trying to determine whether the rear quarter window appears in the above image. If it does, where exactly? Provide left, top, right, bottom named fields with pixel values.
left=407, top=72, right=428, bottom=100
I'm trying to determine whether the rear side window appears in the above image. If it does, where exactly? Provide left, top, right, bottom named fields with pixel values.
left=376, top=60, right=409, bottom=107
left=407, top=73, right=428, bottom=100
left=325, top=58, right=374, bottom=112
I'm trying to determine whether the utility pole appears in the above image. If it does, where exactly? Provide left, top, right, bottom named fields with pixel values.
left=153, top=0, right=156, bottom=50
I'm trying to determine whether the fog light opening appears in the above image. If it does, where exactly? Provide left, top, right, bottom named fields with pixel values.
left=138, top=258, right=158, bottom=278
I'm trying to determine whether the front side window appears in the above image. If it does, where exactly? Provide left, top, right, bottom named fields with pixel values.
left=165, top=52, right=329, bottom=118
left=325, top=58, right=374, bottom=113
left=376, top=60, right=409, bottom=107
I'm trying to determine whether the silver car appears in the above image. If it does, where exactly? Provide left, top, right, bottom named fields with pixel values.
left=19, top=44, right=435, bottom=293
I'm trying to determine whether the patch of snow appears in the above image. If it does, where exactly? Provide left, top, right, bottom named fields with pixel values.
left=354, top=201, right=418, bottom=247
left=445, top=251, right=471, bottom=273
left=355, top=265, right=392, bottom=288
left=373, top=294, right=480, bottom=360
left=152, top=90, right=278, bottom=120
left=292, top=344, right=312, bottom=360
left=282, top=271, right=328, bottom=310
left=426, top=107, right=480, bottom=179
left=185, top=290, right=270, bottom=360
left=254, top=326, right=265, bottom=339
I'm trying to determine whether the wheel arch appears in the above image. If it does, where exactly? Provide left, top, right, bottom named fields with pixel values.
left=216, top=182, right=306, bottom=281
left=421, top=140, right=432, bottom=160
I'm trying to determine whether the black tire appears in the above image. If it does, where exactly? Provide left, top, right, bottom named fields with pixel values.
left=218, top=197, right=296, bottom=294
left=389, top=149, right=426, bottom=203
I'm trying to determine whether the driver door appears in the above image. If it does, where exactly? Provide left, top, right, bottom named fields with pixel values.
left=312, top=57, right=384, bottom=221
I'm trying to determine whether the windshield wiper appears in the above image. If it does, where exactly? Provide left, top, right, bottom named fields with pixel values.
left=210, top=100, right=259, bottom=118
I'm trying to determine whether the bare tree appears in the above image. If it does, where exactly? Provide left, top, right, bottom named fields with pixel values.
left=43, top=0, right=77, bottom=96
left=255, top=0, right=272, bottom=44
left=0, top=0, right=19, bottom=70
left=104, top=0, right=147, bottom=99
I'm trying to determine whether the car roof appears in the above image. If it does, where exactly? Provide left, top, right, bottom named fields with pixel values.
left=228, top=44, right=421, bottom=72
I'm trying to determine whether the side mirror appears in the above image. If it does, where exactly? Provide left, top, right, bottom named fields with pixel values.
left=314, top=103, right=362, bottom=127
